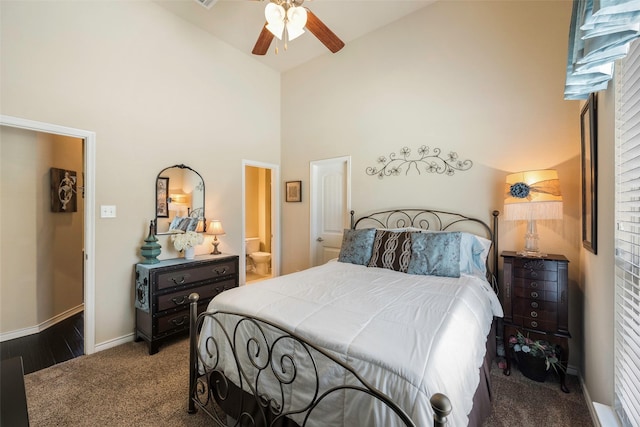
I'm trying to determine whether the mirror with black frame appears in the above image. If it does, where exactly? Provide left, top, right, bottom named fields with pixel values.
left=155, top=164, right=206, bottom=235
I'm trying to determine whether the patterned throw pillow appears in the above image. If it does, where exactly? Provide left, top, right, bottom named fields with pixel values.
left=337, top=228, right=376, bottom=265
left=367, top=230, right=413, bottom=273
left=407, top=232, right=462, bottom=278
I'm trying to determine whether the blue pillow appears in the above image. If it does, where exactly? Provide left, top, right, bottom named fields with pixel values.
left=338, top=228, right=376, bottom=265
left=407, top=232, right=462, bottom=278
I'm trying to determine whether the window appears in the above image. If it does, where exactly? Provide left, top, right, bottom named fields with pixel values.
left=615, top=39, right=640, bottom=427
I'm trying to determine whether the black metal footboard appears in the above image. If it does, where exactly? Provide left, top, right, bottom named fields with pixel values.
left=187, top=293, right=452, bottom=427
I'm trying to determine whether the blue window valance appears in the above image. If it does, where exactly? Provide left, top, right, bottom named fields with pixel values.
left=565, top=0, right=640, bottom=100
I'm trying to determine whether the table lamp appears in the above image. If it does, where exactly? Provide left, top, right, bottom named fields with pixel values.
left=207, top=220, right=226, bottom=255
left=504, top=169, right=563, bottom=256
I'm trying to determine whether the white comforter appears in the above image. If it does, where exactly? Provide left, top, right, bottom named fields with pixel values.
left=200, top=260, right=503, bottom=427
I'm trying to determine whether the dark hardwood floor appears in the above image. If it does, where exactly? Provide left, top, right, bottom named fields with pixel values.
left=0, top=312, right=84, bottom=375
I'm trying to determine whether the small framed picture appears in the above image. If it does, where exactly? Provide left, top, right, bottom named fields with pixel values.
left=156, top=177, right=169, bottom=218
left=286, top=180, right=302, bottom=202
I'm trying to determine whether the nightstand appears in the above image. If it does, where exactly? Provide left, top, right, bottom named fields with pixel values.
left=134, top=254, right=239, bottom=354
left=501, top=251, right=571, bottom=392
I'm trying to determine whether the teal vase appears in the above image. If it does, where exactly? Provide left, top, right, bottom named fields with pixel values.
left=141, top=220, right=161, bottom=264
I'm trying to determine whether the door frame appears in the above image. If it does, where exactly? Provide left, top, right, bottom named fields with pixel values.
left=0, top=114, right=96, bottom=354
left=241, top=160, right=280, bottom=285
left=309, top=156, right=351, bottom=266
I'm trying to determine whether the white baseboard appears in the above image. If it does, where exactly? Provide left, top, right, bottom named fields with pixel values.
left=93, top=332, right=135, bottom=352
left=0, top=304, right=84, bottom=342
left=579, top=371, right=602, bottom=427
left=578, top=370, right=623, bottom=427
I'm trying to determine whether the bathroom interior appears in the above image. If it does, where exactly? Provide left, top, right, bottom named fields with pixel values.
left=245, top=165, right=272, bottom=284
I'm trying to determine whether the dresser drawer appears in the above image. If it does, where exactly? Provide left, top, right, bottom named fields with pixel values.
left=155, top=260, right=237, bottom=291
left=156, top=301, right=212, bottom=335
left=514, top=298, right=556, bottom=313
left=157, top=309, right=190, bottom=334
left=513, top=316, right=556, bottom=332
left=514, top=268, right=558, bottom=281
left=513, top=258, right=558, bottom=272
left=513, top=277, right=557, bottom=292
left=156, top=278, right=236, bottom=312
left=514, top=286, right=557, bottom=302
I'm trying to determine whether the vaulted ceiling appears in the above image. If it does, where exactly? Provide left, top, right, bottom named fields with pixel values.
left=154, top=0, right=435, bottom=72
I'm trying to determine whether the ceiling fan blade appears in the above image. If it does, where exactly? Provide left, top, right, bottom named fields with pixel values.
left=304, top=8, right=345, bottom=53
left=252, top=23, right=275, bottom=55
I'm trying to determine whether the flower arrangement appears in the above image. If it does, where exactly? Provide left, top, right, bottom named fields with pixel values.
left=509, top=331, right=564, bottom=374
left=171, top=230, right=203, bottom=251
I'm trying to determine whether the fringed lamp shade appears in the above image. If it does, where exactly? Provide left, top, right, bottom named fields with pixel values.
left=504, top=169, right=563, bottom=256
left=504, top=169, right=563, bottom=220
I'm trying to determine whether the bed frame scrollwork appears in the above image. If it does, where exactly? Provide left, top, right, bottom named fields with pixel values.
left=188, top=294, right=452, bottom=426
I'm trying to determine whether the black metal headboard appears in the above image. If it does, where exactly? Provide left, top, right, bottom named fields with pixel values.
left=350, top=209, right=500, bottom=290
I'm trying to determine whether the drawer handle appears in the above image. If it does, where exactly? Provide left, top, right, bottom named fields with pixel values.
left=530, top=282, right=538, bottom=288
left=171, top=276, right=186, bottom=285
left=171, top=295, right=188, bottom=305
left=215, top=286, right=223, bottom=293
left=531, top=291, right=539, bottom=298
left=531, top=311, right=538, bottom=318
left=530, top=321, right=538, bottom=328
left=530, top=271, right=538, bottom=278
left=531, top=302, right=539, bottom=309
left=214, top=267, right=228, bottom=276
left=170, top=315, right=188, bottom=326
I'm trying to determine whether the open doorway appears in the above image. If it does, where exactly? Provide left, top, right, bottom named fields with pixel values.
left=242, top=160, right=280, bottom=285
left=0, top=115, right=96, bottom=361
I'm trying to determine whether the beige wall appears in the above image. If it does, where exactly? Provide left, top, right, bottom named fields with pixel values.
left=1, top=127, right=41, bottom=331
left=1, top=128, right=83, bottom=334
left=281, top=0, right=584, bottom=367
left=0, top=0, right=281, bottom=344
left=581, top=85, right=615, bottom=405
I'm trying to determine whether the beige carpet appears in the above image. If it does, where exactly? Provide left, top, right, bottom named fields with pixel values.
left=23, top=337, right=594, bottom=426
left=24, top=337, right=211, bottom=427
left=483, top=365, right=594, bottom=426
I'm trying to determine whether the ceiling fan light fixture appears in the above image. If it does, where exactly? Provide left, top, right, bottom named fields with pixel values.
left=265, top=3, right=286, bottom=40
left=286, top=6, right=307, bottom=40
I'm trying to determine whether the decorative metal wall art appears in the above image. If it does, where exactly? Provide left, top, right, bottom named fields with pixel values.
left=366, top=146, right=473, bottom=179
left=50, top=167, right=77, bottom=212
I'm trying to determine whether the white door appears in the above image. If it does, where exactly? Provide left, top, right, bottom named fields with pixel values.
left=310, top=157, right=351, bottom=266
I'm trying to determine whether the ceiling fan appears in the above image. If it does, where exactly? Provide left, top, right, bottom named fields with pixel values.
left=252, top=0, right=345, bottom=55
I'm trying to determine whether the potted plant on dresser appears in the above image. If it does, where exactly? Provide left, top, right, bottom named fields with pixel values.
left=509, top=331, right=565, bottom=382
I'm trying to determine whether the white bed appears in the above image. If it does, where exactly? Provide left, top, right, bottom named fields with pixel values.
left=188, top=208, right=502, bottom=426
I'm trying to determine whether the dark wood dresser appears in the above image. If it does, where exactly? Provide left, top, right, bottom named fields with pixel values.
left=501, top=251, right=571, bottom=392
left=134, top=254, right=239, bottom=354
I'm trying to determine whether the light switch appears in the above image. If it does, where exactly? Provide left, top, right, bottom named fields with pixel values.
left=100, top=205, right=116, bottom=218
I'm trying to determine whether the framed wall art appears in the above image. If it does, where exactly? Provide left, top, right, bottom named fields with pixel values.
left=286, top=180, right=302, bottom=203
left=50, top=167, right=77, bottom=212
left=580, top=93, right=597, bottom=254
left=156, top=177, right=170, bottom=218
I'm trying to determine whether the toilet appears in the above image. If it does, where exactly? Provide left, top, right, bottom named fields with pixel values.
left=245, top=237, right=271, bottom=276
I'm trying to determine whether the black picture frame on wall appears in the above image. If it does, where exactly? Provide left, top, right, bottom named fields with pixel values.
left=581, top=93, right=597, bottom=254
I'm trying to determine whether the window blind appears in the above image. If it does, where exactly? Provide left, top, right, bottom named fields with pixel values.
left=615, top=38, right=640, bottom=427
